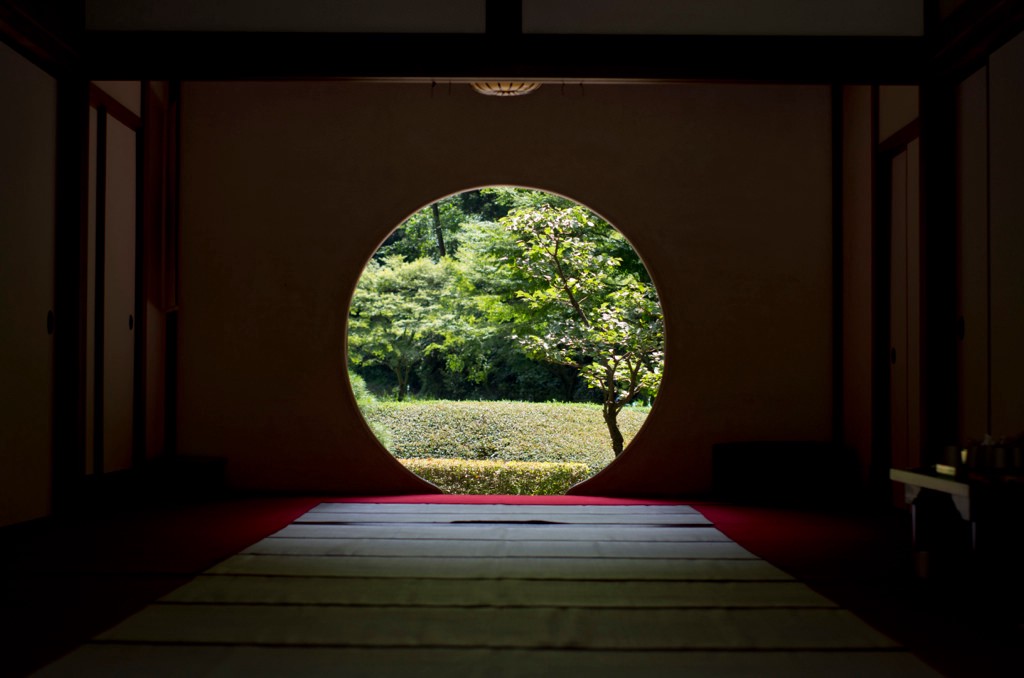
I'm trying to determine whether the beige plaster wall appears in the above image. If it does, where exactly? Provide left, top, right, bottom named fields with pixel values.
left=178, top=81, right=833, bottom=496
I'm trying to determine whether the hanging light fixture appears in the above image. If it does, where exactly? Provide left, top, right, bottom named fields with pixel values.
left=470, top=82, right=541, bottom=97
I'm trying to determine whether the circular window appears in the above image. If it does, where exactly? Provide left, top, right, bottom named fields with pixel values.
left=346, top=187, right=664, bottom=494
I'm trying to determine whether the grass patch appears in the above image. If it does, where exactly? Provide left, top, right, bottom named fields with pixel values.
left=400, top=457, right=592, bottom=495
left=362, top=399, right=650, bottom=471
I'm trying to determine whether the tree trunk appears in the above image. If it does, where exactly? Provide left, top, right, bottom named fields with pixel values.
left=603, top=403, right=625, bottom=456
left=431, top=202, right=446, bottom=258
left=554, top=365, right=578, bottom=401
left=394, top=364, right=410, bottom=401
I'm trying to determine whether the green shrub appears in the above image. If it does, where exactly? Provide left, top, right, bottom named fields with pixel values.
left=348, top=371, right=375, bottom=404
left=362, top=400, right=650, bottom=471
left=349, top=371, right=392, bottom=446
left=400, top=457, right=593, bottom=495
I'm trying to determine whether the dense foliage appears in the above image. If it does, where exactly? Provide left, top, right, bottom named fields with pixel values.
left=398, top=457, right=593, bottom=495
left=500, top=204, right=663, bottom=455
left=361, top=400, right=651, bottom=471
left=347, top=187, right=664, bottom=455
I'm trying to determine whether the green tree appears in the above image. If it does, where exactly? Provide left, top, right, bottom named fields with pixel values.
left=499, top=204, right=664, bottom=456
left=350, top=188, right=663, bottom=412
left=348, top=255, right=499, bottom=400
left=376, top=190, right=513, bottom=263
left=348, top=256, right=459, bottom=400
left=454, top=214, right=583, bottom=402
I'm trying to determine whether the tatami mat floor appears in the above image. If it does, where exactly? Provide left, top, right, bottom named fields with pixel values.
left=3, top=496, right=1021, bottom=677
left=26, top=502, right=941, bottom=677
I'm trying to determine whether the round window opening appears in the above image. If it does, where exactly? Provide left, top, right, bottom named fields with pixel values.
left=346, top=187, right=664, bottom=494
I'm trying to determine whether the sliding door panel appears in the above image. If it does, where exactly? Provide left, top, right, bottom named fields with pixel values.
left=102, top=118, right=138, bottom=473
left=889, top=151, right=909, bottom=471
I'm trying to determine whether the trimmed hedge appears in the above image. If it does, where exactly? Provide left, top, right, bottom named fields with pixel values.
left=399, top=457, right=593, bottom=495
left=349, top=372, right=391, bottom=446
left=363, top=400, right=650, bottom=471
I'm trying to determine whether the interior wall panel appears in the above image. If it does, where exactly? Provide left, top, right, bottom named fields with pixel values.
left=86, top=106, right=98, bottom=475
left=86, top=0, right=486, bottom=33
left=144, top=294, right=165, bottom=461
left=955, top=67, right=990, bottom=443
left=841, top=85, right=874, bottom=480
left=905, top=138, right=922, bottom=468
left=179, top=81, right=833, bottom=496
left=85, top=0, right=926, bottom=36
left=989, top=32, right=1024, bottom=437
left=888, top=139, right=923, bottom=474
left=890, top=150, right=910, bottom=471
left=0, top=42, right=58, bottom=527
left=879, top=86, right=919, bottom=142
left=93, top=80, right=142, bottom=117
left=524, top=0, right=924, bottom=36
left=102, top=118, right=137, bottom=473
left=143, top=82, right=169, bottom=461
